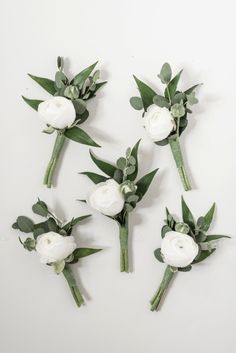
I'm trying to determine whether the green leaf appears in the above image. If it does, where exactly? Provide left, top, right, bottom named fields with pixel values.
left=165, top=70, right=183, bottom=101
left=186, top=91, right=198, bottom=105
left=33, top=221, right=49, bottom=238
left=70, top=248, right=102, bottom=263
left=202, top=203, right=215, bottom=232
left=193, top=249, right=215, bottom=264
left=161, top=225, right=172, bottom=238
left=22, top=96, right=43, bottom=111
left=154, top=248, right=164, bottom=263
left=178, top=265, right=192, bottom=272
left=184, top=84, right=202, bottom=96
left=158, top=63, right=172, bottom=84
left=116, top=157, right=127, bottom=170
left=153, top=95, right=170, bottom=108
left=129, top=96, right=144, bottom=110
left=133, top=76, right=157, bottom=111
left=33, top=227, right=45, bottom=238
left=32, top=199, right=48, bottom=217
left=72, top=62, right=98, bottom=85
left=12, top=222, right=19, bottom=229
left=165, top=208, right=176, bottom=229
left=126, top=165, right=136, bottom=175
left=62, top=215, right=91, bottom=234
left=87, top=81, right=107, bottom=99
left=47, top=218, right=58, bottom=232
left=73, top=99, right=87, bottom=115
left=172, top=92, right=186, bottom=104
left=113, top=169, right=123, bottom=183
left=128, top=139, right=141, bottom=181
left=22, top=237, right=36, bottom=251
left=89, top=150, right=116, bottom=178
left=155, top=138, right=169, bottom=146
left=80, top=171, right=108, bottom=184
left=17, top=216, right=34, bottom=233
left=28, top=74, right=56, bottom=95
left=64, top=127, right=100, bottom=147
left=171, top=103, right=185, bottom=118
left=202, top=235, right=230, bottom=242
left=135, top=168, right=158, bottom=201
left=181, top=196, right=195, bottom=230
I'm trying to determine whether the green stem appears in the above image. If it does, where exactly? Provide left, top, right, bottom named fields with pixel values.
left=119, top=214, right=129, bottom=273
left=62, top=264, right=84, bottom=307
left=168, top=137, right=192, bottom=191
left=43, top=131, right=66, bottom=188
left=150, top=266, right=176, bottom=311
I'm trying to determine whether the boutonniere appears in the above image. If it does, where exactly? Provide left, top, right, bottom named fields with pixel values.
left=23, top=57, right=106, bottom=188
left=130, top=63, right=201, bottom=191
left=12, top=199, right=101, bottom=307
left=80, top=140, right=158, bottom=273
left=150, top=197, right=230, bottom=311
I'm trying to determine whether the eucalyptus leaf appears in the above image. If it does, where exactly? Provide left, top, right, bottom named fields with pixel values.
left=17, top=216, right=34, bottom=233
left=116, top=157, right=127, bottom=170
left=153, top=95, right=170, bottom=108
left=129, top=96, right=144, bottom=110
left=128, top=139, right=141, bottom=181
left=47, top=217, right=58, bottom=232
left=158, top=63, right=172, bottom=84
left=161, top=225, right=172, bottom=238
left=64, top=127, right=100, bottom=147
left=32, top=199, right=48, bottom=217
left=23, top=238, right=36, bottom=251
left=126, top=165, right=136, bottom=175
left=186, top=91, right=198, bottom=105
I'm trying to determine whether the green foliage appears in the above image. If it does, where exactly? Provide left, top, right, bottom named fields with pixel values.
left=70, top=248, right=102, bottom=263
left=164, top=70, right=183, bottom=101
left=133, top=76, right=157, bottom=110
left=158, top=63, right=172, bottom=84
left=186, top=91, right=198, bottom=105
left=16, top=216, right=34, bottom=233
left=89, top=150, right=117, bottom=178
left=181, top=196, right=195, bottom=231
left=161, top=225, right=172, bottom=238
left=32, top=199, right=49, bottom=217
left=80, top=172, right=108, bottom=184
left=154, top=248, right=164, bottom=263
left=28, top=74, right=56, bottom=95
left=171, top=103, right=185, bottom=118
left=72, top=62, right=98, bottom=85
left=129, top=97, right=143, bottom=110
left=153, top=94, right=170, bottom=108
left=202, top=235, right=230, bottom=242
left=135, top=168, right=158, bottom=201
left=193, top=249, right=215, bottom=264
left=22, top=96, right=43, bottom=111
left=21, top=237, right=36, bottom=251
left=64, top=127, right=100, bottom=147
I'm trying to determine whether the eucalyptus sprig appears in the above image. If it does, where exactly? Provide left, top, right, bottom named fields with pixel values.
left=80, top=140, right=158, bottom=273
left=22, top=57, right=107, bottom=188
left=130, top=63, right=201, bottom=191
left=12, top=199, right=102, bottom=307
left=150, top=197, right=230, bottom=311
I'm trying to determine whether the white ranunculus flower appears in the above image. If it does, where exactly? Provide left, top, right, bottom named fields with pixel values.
left=38, top=96, right=76, bottom=129
left=144, top=104, right=175, bottom=142
left=161, top=231, right=199, bottom=268
left=36, top=232, right=77, bottom=264
left=88, top=179, right=125, bottom=217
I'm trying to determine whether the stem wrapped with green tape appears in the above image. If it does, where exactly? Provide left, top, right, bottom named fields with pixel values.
left=119, top=214, right=129, bottom=273
left=63, top=264, right=84, bottom=307
left=43, top=131, right=66, bottom=188
left=150, top=265, right=176, bottom=311
left=168, top=137, right=191, bottom=191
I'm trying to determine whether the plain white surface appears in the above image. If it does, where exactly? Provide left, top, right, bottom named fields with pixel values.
left=1, top=1, right=236, bottom=352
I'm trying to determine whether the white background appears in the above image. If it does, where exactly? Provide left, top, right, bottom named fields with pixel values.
left=1, top=1, right=236, bottom=352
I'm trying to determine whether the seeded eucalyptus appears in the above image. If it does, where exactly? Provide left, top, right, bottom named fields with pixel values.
left=80, top=140, right=158, bottom=272
left=22, top=56, right=106, bottom=188
left=12, top=199, right=102, bottom=307
left=130, top=63, right=201, bottom=191
left=150, top=197, right=230, bottom=311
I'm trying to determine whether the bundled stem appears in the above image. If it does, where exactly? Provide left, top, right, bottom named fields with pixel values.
left=63, top=264, right=84, bottom=307
left=43, top=131, right=66, bottom=188
left=168, top=137, right=191, bottom=191
left=150, top=265, right=176, bottom=311
left=119, top=213, right=129, bottom=273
